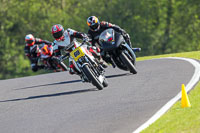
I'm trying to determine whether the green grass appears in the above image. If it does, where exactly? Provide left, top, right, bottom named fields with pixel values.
left=137, top=51, right=200, bottom=133
left=137, top=51, right=200, bottom=61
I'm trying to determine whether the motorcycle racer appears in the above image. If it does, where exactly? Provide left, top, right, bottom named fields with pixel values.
left=24, top=34, right=52, bottom=72
left=87, top=16, right=132, bottom=48
left=51, top=24, right=101, bottom=75
left=39, top=44, right=67, bottom=71
left=87, top=16, right=136, bottom=64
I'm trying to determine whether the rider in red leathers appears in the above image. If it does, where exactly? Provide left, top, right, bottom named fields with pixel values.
left=24, top=34, right=52, bottom=72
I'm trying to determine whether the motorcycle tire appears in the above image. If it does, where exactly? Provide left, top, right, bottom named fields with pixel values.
left=102, top=78, right=108, bottom=87
left=82, top=64, right=104, bottom=90
left=119, top=52, right=137, bottom=74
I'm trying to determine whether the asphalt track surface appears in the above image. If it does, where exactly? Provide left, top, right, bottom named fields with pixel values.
left=0, top=58, right=196, bottom=133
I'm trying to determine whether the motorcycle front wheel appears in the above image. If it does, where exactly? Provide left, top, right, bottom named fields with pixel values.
left=119, top=52, right=137, bottom=74
left=102, top=78, right=108, bottom=87
left=82, top=64, right=104, bottom=90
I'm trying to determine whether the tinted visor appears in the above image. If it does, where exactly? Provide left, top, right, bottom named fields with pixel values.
left=26, top=40, right=34, bottom=44
left=53, top=30, right=64, bottom=39
left=90, top=23, right=99, bottom=30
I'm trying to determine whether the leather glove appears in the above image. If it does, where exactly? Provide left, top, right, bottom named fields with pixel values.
left=83, top=36, right=89, bottom=42
left=125, top=33, right=130, bottom=39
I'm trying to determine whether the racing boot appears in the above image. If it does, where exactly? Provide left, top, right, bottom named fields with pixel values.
left=132, top=48, right=141, bottom=52
left=99, top=58, right=108, bottom=68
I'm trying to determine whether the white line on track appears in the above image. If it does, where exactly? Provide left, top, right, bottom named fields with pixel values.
left=133, top=57, right=200, bottom=133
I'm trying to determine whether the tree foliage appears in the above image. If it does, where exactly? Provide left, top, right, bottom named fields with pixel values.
left=0, top=0, right=200, bottom=79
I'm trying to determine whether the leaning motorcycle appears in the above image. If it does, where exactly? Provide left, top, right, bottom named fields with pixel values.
left=99, top=28, right=137, bottom=74
left=66, top=40, right=108, bottom=90
left=39, top=44, right=68, bottom=72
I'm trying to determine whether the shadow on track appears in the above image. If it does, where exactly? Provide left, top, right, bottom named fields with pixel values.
left=0, top=88, right=97, bottom=103
left=15, top=79, right=82, bottom=90
left=15, top=73, right=131, bottom=91
left=0, top=73, right=133, bottom=103
left=106, top=73, right=132, bottom=78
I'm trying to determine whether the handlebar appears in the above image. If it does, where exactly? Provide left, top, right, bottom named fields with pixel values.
left=80, top=38, right=92, bottom=46
left=59, top=38, right=92, bottom=61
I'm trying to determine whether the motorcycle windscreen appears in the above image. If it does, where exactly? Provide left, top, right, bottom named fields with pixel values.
left=99, top=28, right=124, bottom=52
left=114, top=32, right=124, bottom=48
left=99, top=29, right=116, bottom=52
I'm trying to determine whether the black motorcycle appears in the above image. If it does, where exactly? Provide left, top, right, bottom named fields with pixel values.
left=99, top=28, right=137, bottom=74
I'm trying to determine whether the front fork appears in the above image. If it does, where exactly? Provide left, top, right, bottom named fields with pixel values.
left=69, top=57, right=82, bottom=74
left=121, top=43, right=136, bottom=64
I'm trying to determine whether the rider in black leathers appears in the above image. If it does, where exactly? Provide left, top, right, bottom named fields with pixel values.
left=87, top=16, right=132, bottom=47
left=87, top=16, right=132, bottom=63
left=24, top=34, right=52, bottom=72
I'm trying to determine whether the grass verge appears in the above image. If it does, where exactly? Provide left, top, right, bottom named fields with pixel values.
left=137, top=51, right=200, bottom=133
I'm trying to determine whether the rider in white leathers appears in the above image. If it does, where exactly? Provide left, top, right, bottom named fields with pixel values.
left=51, top=24, right=101, bottom=76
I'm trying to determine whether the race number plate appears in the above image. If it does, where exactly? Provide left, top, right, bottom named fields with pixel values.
left=70, top=47, right=85, bottom=61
